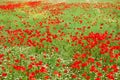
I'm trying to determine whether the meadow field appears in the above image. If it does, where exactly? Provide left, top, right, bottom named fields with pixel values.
left=0, top=0, right=120, bottom=80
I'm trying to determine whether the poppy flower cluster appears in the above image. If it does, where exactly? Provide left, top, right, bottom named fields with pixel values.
left=0, top=1, right=120, bottom=80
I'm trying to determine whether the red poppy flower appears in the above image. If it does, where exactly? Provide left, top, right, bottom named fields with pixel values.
left=13, top=65, right=26, bottom=72
left=44, top=75, right=50, bottom=79
left=20, top=54, right=26, bottom=59
left=97, top=72, right=102, bottom=77
left=81, top=62, right=88, bottom=67
left=53, top=71, right=61, bottom=77
left=0, top=54, right=4, bottom=60
left=90, top=65, right=97, bottom=72
left=81, top=53, right=87, bottom=58
left=71, top=60, right=81, bottom=69
left=73, top=53, right=80, bottom=59
left=38, top=67, right=47, bottom=73
left=96, top=62, right=101, bottom=67
left=55, top=47, right=59, bottom=53
left=71, top=74, right=77, bottom=78
left=0, top=26, right=4, bottom=30
left=2, top=72, right=7, bottom=77
left=95, top=77, right=101, bottom=80
left=88, top=58, right=95, bottom=63
left=29, top=72, right=36, bottom=79
left=35, top=61, right=43, bottom=67
left=82, top=72, right=87, bottom=77
left=102, top=66, right=109, bottom=72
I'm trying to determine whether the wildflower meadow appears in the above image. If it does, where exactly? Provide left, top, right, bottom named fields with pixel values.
left=0, top=0, right=120, bottom=80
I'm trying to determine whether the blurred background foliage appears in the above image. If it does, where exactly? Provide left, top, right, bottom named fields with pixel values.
left=0, top=0, right=119, bottom=3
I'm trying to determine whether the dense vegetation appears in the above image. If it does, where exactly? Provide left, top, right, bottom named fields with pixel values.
left=0, top=1, right=120, bottom=80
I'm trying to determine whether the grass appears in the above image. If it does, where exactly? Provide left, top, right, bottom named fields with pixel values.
left=0, top=1, right=120, bottom=80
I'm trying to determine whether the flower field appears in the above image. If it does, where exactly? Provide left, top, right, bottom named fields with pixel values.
left=0, top=1, right=120, bottom=80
